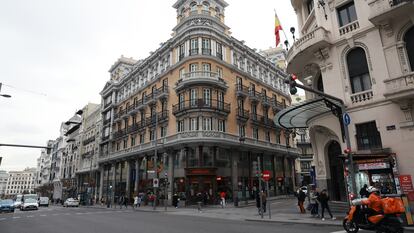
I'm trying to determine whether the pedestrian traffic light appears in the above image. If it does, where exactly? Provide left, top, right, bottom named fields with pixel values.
left=284, top=74, right=298, bottom=95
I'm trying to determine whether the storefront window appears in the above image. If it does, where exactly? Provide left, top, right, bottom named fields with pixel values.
left=174, top=151, right=186, bottom=169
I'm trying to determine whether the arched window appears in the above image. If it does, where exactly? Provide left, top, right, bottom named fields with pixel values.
left=202, top=1, right=210, bottom=11
left=215, top=7, right=221, bottom=15
left=346, top=47, right=372, bottom=93
left=180, top=7, right=186, bottom=16
left=404, top=26, right=414, bottom=71
left=190, top=2, right=197, bottom=12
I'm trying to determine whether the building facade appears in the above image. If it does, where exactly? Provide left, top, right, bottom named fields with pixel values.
left=0, top=170, right=8, bottom=197
left=35, top=140, right=55, bottom=197
left=277, top=0, right=414, bottom=202
left=259, top=47, right=287, bottom=70
left=51, top=124, right=68, bottom=201
left=5, top=168, right=36, bottom=196
left=76, top=103, right=101, bottom=204
left=98, top=0, right=299, bottom=205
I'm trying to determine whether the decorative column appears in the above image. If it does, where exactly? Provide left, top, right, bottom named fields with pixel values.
left=231, top=151, right=238, bottom=204
left=134, top=158, right=140, bottom=194
left=125, top=161, right=131, bottom=199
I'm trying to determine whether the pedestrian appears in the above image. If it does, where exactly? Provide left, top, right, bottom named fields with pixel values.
left=220, top=191, right=226, bottom=208
left=310, top=189, right=320, bottom=218
left=119, top=195, right=125, bottom=209
left=172, top=193, right=179, bottom=208
left=359, top=184, right=369, bottom=198
left=318, top=189, right=335, bottom=221
left=124, top=196, right=128, bottom=209
left=297, top=188, right=306, bottom=213
left=133, top=195, right=138, bottom=209
left=256, top=191, right=262, bottom=215
left=261, top=191, right=267, bottom=213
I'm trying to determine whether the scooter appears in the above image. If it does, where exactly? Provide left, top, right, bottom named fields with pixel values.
left=343, top=205, right=404, bottom=233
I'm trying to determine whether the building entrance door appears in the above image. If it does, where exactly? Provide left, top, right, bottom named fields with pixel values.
left=188, top=176, right=214, bottom=204
left=327, top=141, right=347, bottom=201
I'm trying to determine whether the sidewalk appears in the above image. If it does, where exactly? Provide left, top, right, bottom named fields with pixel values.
left=79, top=199, right=414, bottom=232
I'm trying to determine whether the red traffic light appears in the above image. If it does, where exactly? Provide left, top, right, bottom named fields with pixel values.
left=292, top=74, right=297, bottom=80
left=216, top=176, right=222, bottom=181
left=344, top=148, right=351, bottom=154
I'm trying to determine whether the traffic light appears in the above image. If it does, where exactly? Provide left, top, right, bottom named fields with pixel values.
left=252, top=161, right=259, bottom=177
left=284, top=74, right=298, bottom=95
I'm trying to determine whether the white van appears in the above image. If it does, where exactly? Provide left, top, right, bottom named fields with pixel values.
left=38, top=197, right=49, bottom=207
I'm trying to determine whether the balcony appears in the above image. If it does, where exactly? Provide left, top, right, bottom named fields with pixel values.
left=172, top=99, right=230, bottom=117
left=368, top=0, right=414, bottom=25
left=261, top=116, right=276, bottom=128
left=236, top=108, right=250, bottom=122
left=189, top=49, right=199, bottom=56
left=261, top=95, right=271, bottom=107
left=113, top=129, right=127, bottom=140
left=145, top=110, right=169, bottom=127
left=127, top=121, right=146, bottom=134
left=216, top=52, right=223, bottom=60
left=286, top=27, right=332, bottom=74
left=250, top=113, right=261, bottom=125
left=103, top=101, right=112, bottom=109
left=235, top=84, right=249, bottom=98
left=82, top=136, right=95, bottom=146
left=248, top=89, right=261, bottom=102
left=101, top=135, right=110, bottom=142
left=384, top=71, right=414, bottom=101
left=145, top=92, right=158, bottom=105
left=271, top=98, right=285, bottom=112
left=202, top=48, right=211, bottom=55
left=350, top=90, right=374, bottom=104
left=103, top=118, right=111, bottom=125
left=339, top=21, right=360, bottom=36
left=105, top=131, right=300, bottom=161
left=175, top=71, right=227, bottom=91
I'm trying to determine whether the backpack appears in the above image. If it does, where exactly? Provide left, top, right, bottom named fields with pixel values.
left=381, top=197, right=405, bottom=214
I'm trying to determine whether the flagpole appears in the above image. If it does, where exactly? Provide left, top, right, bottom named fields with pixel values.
left=274, top=9, right=290, bottom=47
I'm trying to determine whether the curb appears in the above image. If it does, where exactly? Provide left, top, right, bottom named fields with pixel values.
left=245, top=218, right=341, bottom=227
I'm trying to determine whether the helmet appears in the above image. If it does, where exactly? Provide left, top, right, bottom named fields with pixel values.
left=367, top=186, right=379, bottom=193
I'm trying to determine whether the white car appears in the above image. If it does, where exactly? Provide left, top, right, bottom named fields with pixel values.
left=21, top=198, right=39, bottom=211
left=13, top=200, right=22, bottom=208
left=64, top=198, right=79, bottom=207
left=38, top=197, right=49, bottom=207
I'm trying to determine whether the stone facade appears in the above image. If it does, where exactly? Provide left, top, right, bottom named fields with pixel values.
left=286, top=0, right=414, bottom=201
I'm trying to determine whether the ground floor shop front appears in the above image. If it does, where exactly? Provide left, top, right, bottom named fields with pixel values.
left=98, top=145, right=297, bottom=205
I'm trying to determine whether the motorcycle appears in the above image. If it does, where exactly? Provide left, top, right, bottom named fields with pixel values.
left=343, top=205, right=404, bottom=233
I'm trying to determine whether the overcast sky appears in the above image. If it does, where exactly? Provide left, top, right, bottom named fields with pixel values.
left=0, top=0, right=298, bottom=172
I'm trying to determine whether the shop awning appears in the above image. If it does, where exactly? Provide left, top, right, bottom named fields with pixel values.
left=274, top=97, right=343, bottom=129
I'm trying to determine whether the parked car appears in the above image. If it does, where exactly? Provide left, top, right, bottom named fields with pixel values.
left=64, top=198, right=79, bottom=207
left=21, top=198, right=38, bottom=211
left=13, top=200, right=22, bottom=209
left=38, top=197, right=49, bottom=207
left=0, top=199, right=15, bottom=213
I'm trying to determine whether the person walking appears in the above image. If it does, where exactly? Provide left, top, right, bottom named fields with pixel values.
left=133, top=195, right=138, bottom=209
left=172, top=193, right=179, bottom=208
left=124, top=196, right=128, bottom=209
left=318, top=189, right=335, bottom=221
left=220, top=191, right=226, bottom=208
left=261, top=191, right=267, bottom=213
left=119, top=195, right=125, bottom=209
left=310, top=189, right=320, bottom=218
left=297, top=188, right=306, bottom=213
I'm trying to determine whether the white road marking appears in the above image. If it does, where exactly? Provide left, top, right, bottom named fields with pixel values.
left=12, top=216, right=21, bottom=219
left=40, top=215, right=47, bottom=217
left=27, top=215, right=34, bottom=218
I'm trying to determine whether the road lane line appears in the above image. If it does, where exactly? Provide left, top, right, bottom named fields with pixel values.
left=27, top=215, right=34, bottom=218
left=12, top=216, right=21, bottom=219
left=40, top=215, right=47, bottom=217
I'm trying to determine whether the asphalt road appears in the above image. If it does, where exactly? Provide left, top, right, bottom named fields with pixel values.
left=0, top=206, right=344, bottom=233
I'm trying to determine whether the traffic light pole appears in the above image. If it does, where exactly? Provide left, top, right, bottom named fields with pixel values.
left=284, top=79, right=357, bottom=200
left=258, top=156, right=263, bottom=219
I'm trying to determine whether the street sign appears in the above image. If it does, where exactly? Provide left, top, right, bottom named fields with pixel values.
left=343, top=113, right=351, bottom=126
left=153, top=178, right=159, bottom=188
left=262, top=170, right=271, bottom=182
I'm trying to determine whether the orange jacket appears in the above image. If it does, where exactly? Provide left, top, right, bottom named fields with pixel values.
left=362, top=193, right=382, bottom=212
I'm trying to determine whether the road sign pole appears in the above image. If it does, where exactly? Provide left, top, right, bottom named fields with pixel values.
left=258, top=156, right=263, bottom=219
left=266, top=181, right=271, bottom=219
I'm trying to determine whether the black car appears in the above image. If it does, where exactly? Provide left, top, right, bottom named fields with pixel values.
left=0, top=199, right=15, bottom=213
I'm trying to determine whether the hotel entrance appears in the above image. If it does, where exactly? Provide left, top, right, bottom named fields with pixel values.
left=185, top=168, right=217, bottom=204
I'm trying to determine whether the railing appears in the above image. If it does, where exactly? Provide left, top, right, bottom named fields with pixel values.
left=113, top=129, right=126, bottom=139
left=106, top=131, right=300, bottom=160
left=144, top=85, right=169, bottom=104
left=190, top=10, right=198, bottom=16
left=287, top=27, right=331, bottom=60
left=179, top=53, right=185, bottom=61
left=248, top=89, right=261, bottom=101
left=145, top=110, right=169, bottom=126
left=216, top=52, right=223, bottom=60
left=384, top=72, right=414, bottom=96
left=350, top=90, right=373, bottom=104
left=189, top=49, right=199, bottom=56
left=202, top=48, right=211, bottom=55
left=271, top=98, right=285, bottom=110
left=236, top=108, right=250, bottom=120
left=250, top=113, right=262, bottom=123
left=261, top=95, right=271, bottom=106
left=369, top=0, right=413, bottom=22
left=202, top=10, right=210, bottom=15
left=172, top=99, right=230, bottom=115
left=177, top=71, right=224, bottom=87
left=104, top=101, right=112, bottom=109
left=103, top=118, right=111, bottom=125
left=235, top=84, right=250, bottom=96
left=339, top=21, right=360, bottom=36
left=127, top=121, right=146, bottom=134
left=82, top=136, right=95, bottom=146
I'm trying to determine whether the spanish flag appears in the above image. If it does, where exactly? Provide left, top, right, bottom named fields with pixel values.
left=275, top=12, right=283, bottom=47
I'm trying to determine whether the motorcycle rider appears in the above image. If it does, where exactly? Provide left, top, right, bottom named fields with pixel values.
left=352, top=186, right=383, bottom=224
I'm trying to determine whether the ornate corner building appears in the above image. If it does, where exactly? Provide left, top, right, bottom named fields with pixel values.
left=98, top=0, right=300, bottom=205
left=277, top=0, right=414, bottom=202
